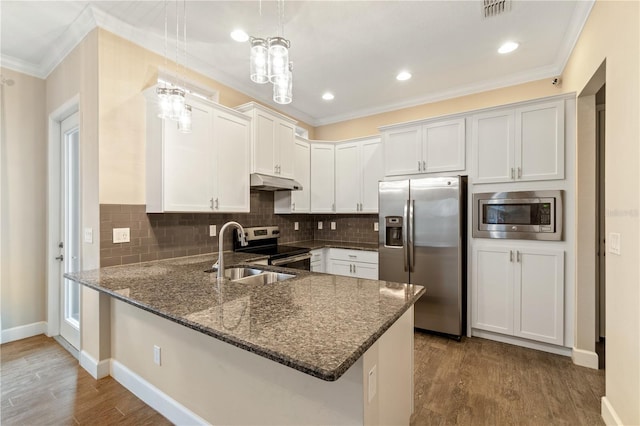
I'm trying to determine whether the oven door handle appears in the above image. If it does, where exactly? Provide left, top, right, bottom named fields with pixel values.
left=271, top=253, right=312, bottom=266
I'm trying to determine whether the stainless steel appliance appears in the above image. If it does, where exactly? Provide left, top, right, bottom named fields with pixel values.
left=472, top=190, right=563, bottom=241
left=379, top=176, right=467, bottom=338
left=233, top=226, right=311, bottom=270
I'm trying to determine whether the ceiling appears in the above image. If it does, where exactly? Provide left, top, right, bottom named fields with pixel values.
left=0, top=1, right=593, bottom=126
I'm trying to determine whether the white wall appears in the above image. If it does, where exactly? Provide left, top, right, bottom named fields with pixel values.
left=0, top=67, right=47, bottom=341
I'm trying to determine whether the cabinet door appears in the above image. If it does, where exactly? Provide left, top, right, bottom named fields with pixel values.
left=328, top=259, right=353, bottom=277
left=335, top=142, right=361, bottom=213
left=472, top=110, right=514, bottom=183
left=383, top=126, right=422, bottom=176
left=361, top=138, right=384, bottom=213
left=310, top=144, right=335, bottom=213
left=353, top=262, right=379, bottom=280
left=515, top=100, right=565, bottom=181
left=213, top=109, right=250, bottom=212
left=471, top=246, right=514, bottom=334
left=163, top=102, right=214, bottom=212
left=277, top=121, right=296, bottom=178
left=291, top=139, right=311, bottom=212
left=423, top=119, right=465, bottom=173
left=514, top=249, right=564, bottom=345
left=253, top=111, right=277, bottom=176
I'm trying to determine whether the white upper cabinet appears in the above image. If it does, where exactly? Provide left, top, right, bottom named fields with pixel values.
left=236, top=102, right=296, bottom=179
left=382, top=118, right=465, bottom=177
left=473, top=100, right=564, bottom=183
left=146, top=93, right=251, bottom=213
left=310, top=143, right=335, bottom=213
left=335, top=137, right=383, bottom=213
left=274, top=137, right=311, bottom=213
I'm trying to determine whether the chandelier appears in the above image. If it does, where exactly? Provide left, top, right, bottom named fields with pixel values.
left=249, top=1, right=292, bottom=105
left=157, top=0, right=192, bottom=132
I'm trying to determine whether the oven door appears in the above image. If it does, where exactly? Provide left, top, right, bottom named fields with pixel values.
left=270, top=253, right=312, bottom=271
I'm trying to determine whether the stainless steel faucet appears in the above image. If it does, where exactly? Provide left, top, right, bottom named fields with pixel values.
left=215, top=221, right=247, bottom=281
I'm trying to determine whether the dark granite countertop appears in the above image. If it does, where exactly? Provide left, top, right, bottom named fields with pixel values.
left=65, top=251, right=423, bottom=382
left=286, top=240, right=379, bottom=252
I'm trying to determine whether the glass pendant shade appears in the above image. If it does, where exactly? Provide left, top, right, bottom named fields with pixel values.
left=178, top=104, right=192, bottom=133
left=250, top=38, right=269, bottom=84
left=273, top=62, right=292, bottom=105
left=169, top=88, right=186, bottom=120
left=268, top=37, right=290, bottom=83
left=157, top=87, right=173, bottom=119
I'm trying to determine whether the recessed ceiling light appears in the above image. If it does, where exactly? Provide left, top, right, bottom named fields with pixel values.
left=322, top=92, right=335, bottom=101
left=396, top=71, right=412, bottom=81
left=498, top=41, right=519, bottom=54
left=230, top=29, right=249, bottom=42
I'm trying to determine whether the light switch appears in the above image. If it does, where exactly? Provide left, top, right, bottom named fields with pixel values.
left=609, top=232, right=621, bottom=255
left=330, top=222, right=336, bottom=230
left=294, top=222, right=299, bottom=231
left=113, top=228, right=130, bottom=244
left=209, top=225, right=217, bottom=237
left=373, top=222, right=379, bottom=232
left=153, top=345, right=161, bottom=366
left=318, top=221, right=323, bottom=230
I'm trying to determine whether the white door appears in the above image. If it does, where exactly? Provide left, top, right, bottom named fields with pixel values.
left=291, top=139, right=311, bottom=212
left=276, top=121, right=295, bottom=178
left=383, top=125, right=422, bottom=176
left=472, top=109, right=514, bottom=183
left=59, top=113, right=81, bottom=349
left=423, top=118, right=466, bottom=173
left=310, top=144, right=335, bottom=213
left=360, top=138, right=383, bottom=213
left=335, top=142, right=360, bottom=213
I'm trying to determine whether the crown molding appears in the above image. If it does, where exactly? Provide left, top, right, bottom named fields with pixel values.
left=554, top=0, right=595, bottom=74
left=0, top=54, right=45, bottom=79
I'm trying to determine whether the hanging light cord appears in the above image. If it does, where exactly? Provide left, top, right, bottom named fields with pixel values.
left=162, top=0, right=167, bottom=88
left=183, top=0, right=187, bottom=91
left=175, top=0, right=180, bottom=87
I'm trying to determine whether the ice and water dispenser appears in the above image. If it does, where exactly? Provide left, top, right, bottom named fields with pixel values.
left=385, top=216, right=403, bottom=247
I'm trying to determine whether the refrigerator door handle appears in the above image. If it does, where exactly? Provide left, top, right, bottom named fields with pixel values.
left=408, top=199, right=415, bottom=272
left=403, top=200, right=409, bottom=272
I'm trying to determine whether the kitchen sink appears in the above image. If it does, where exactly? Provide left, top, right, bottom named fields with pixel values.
left=205, top=267, right=295, bottom=284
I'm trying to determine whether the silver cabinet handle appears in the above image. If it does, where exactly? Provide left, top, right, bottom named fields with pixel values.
left=210, top=198, right=214, bottom=210
left=517, top=167, right=522, bottom=179
left=511, top=168, right=515, bottom=179
left=332, top=203, right=335, bottom=212
left=422, top=160, right=426, bottom=171
left=349, top=264, right=353, bottom=273
left=215, top=198, right=219, bottom=209
left=292, top=202, right=295, bottom=211
left=517, top=250, right=521, bottom=262
left=353, top=264, right=357, bottom=274
left=418, top=161, right=421, bottom=172
left=55, top=255, right=64, bottom=261
left=510, top=250, right=513, bottom=262
left=348, top=254, right=357, bottom=259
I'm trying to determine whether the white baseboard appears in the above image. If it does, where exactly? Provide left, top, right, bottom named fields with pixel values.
left=0, top=321, right=46, bottom=344
left=79, top=350, right=110, bottom=379
left=111, top=360, right=209, bottom=425
left=471, top=329, right=573, bottom=357
left=601, top=396, right=623, bottom=425
left=572, top=347, right=599, bottom=369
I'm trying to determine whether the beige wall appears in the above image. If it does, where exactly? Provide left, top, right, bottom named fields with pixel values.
left=314, top=79, right=562, bottom=140
left=561, top=1, right=640, bottom=424
left=46, top=29, right=103, bottom=360
left=97, top=29, right=314, bottom=205
left=0, top=68, right=47, bottom=332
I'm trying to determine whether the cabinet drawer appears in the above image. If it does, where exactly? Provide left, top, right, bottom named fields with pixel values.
left=328, top=249, right=378, bottom=264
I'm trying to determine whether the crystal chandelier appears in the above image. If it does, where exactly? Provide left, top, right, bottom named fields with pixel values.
left=157, top=0, right=192, bottom=132
left=249, top=1, right=293, bottom=105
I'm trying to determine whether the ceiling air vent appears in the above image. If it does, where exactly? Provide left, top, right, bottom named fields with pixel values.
left=483, top=0, right=511, bottom=17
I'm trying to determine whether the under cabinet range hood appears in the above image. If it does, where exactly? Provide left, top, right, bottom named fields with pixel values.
left=250, top=173, right=302, bottom=191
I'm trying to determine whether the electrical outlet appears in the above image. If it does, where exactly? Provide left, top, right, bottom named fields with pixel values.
left=373, top=222, right=379, bottom=232
left=294, top=222, right=299, bottom=231
left=112, top=228, right=130, bottom=244
left=209, top=225, right=217, bottom=237
left=330, top=221, right=336, bottom=230
left=83, top=227, right=93, bottom=243
left=318, top=221, right=323, bottom=230
left=153, top=345, right=161, bottom=366
left=609, top=232, right=621, bottom=255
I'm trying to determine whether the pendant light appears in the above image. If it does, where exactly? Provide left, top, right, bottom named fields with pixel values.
left=273, top=62, right=292, bottom=105
left=250, top=37, right=269, bottom=84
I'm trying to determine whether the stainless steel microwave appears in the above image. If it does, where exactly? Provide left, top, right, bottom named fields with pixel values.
left=472, top=190, right=563, bottom=241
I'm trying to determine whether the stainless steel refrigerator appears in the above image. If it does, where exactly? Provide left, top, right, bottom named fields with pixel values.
left=378, top=176, right=467, bottom=338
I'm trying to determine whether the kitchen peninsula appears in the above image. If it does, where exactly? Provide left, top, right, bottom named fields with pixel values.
left=66, top=252, right=424, bottom=425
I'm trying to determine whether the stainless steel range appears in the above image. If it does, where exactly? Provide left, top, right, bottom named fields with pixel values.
left=233, top=226, right=311, bottom=270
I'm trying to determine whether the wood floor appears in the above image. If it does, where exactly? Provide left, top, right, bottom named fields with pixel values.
left=1, top=333, right=605, bottom=425
left=411, top=331, right=605, bottom=426
left=0, top=335, right=170, bottom=425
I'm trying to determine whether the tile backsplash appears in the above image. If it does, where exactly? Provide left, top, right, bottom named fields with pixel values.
left=100, top=191, right=379, bottom=266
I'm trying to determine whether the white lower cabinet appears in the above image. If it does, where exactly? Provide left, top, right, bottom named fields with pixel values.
left=310, top=249, right=325, bottom=273
left=328, top=249, right=378, bottom=280
left=471, top=245, right=565, bottom=346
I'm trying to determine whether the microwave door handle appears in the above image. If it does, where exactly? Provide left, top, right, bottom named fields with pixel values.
left=403, top=201, right=409, bottom=272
